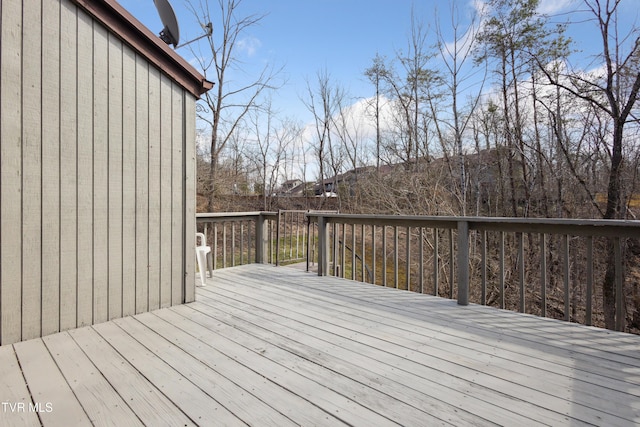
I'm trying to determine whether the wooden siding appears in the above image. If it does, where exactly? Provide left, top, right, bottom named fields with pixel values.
left=0, top=0, right=196, bottom=345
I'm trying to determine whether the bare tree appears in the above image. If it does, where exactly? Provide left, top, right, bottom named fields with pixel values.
left=303, top=69, right=346, bottom=203
left=186, top=0, right=281, bottom=211
left=476, top=0, right=557, bottom=216
left=333, top=93, right=366, bottom=201
left=247, top=99, right=300, bottom=209
left=391, top=10, right=437, bottom=168
left=364, top=53, right=388, bottom=172
left=537, top=0, right=640, bottom=329
left=433, top=1, right=486, bottom=214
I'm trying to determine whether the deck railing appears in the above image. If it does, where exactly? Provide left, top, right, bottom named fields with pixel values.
left=197, top=211, right=640, bottom=332
left=196, top=211, right=311, bottom=268
left=306, top=213, right=640, bottom=332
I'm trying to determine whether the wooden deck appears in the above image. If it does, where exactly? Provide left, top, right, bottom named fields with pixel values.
left=2, top=265, right=640, bottom=426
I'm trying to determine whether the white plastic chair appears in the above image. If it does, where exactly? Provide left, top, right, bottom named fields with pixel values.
left=196, top=232, right=212, bottom=286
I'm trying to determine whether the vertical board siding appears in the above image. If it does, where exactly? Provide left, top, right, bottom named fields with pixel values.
left=59, top=0, right=78, bottom=333
left=76, top=11, right=94, bottom=328
left=159, top=75, right=173, bottom=308
left=135, top=55, right=149, bottom=315
left=184, top=97, right=196, bottom=304
left=121, top=47, right=137, bottom=318
left=108, top=34, right=124, bottom=321
left=93, top=23, right=110, bottom=325
left=21, top=0, right=43, bottom=341
left=0, top=0, right=194, bottom=345
left=148, top=68, right=161, bottom=311
left=171, top=84, right=184, bottom=306
left=0, top=0, right=23, bottom=345
left=41, top=0, right=62, bottom=337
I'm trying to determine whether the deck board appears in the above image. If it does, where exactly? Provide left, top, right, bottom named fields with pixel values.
left=42, top=332, right=142, bottom=427
left=199, top=271, right=611, bottom=425
left=0, top=345, right=40, bottom=427
left=13, top=339, right=91, bottom=426
left=1, top=264, right=640, bottom=426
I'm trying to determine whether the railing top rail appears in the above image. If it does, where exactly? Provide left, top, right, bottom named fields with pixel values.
left=277, top=209, right=308, bottom=214
left=305, top=212, right=640, bottom=238
left=196, top=211, right=277, bottom=223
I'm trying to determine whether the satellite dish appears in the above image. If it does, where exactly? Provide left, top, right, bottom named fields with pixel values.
left=154, top=0, right=180, bottom=47
left=153, top=0, right=212, bottom=49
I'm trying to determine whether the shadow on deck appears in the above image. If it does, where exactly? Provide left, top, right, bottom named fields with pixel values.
left=2, top=264, right=639, bottom=426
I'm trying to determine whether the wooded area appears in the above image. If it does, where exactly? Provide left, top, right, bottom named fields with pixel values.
left=194, top=0, right=640, bottom=331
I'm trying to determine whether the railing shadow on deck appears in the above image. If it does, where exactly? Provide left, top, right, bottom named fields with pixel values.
left=198, top=211, right=640, bottom=333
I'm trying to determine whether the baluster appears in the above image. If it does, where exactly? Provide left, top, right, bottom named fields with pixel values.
left=406, top=226, right=411, bottom=291
left=383, top=226, right=388, bottom=287
left=499, top=231, right=505, bottom=309
left=394, top=226, right=399, bottom=289
left=586, top=236, right=593, bottom=326
left=433, top=228, right=438, bottom=296
left=519, top=232, right=525, bottom=313
left=372, top=225, right=377, bottom=285
left=563, top=235, right=570, bottom=321
left=419, top=227, right=424, bottom=294
left=540, top=233, right=546, bottom=318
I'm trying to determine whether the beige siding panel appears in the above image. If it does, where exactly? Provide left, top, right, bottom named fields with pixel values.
left=159, top=75, right=173, bottom=308
left=108, top=34, right=124, bottom=321
left=41, top=0, right=62, bottom=337
left=184, top=96, right=196, bottom=303
left=148, top=67, right=161, bottom=311
left=21, top=0, right=43, bottom=341
left=59, top=1, right=78, bottom=332
left=93, top=23, right=110, bottom=325
left=172, top=84, right=185, bottom=305
left=135, top=55, right=150, bottom=314
left=0, top=0, right=198, bottom=344
left=1, top=0, right=23, bottom=345
left=77, top=12, right=94, bottom=327
left=121, top=47, right=137, bottom=317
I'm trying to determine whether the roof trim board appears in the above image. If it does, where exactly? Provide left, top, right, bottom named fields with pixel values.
left=72, top=0, right=213, bottom=97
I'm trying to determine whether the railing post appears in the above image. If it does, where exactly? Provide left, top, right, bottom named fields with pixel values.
left=317, top=215, right=330, bottom=276
left=457, top=220, right=469, bottom=306
left=255, top=213, right=269, bottom=264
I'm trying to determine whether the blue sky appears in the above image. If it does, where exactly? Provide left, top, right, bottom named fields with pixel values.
left=118, top=0, right=639, bottom=124
left=119, top=0, right=454, bottom=120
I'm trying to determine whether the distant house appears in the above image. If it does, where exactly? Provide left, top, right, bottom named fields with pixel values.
left=280, top=179, right=304, bottom=192
left=0, top=0, right=212, bottom=345
left=275, top=179, right=309, bottom=197
left=315, top=166, right=377, bottom=196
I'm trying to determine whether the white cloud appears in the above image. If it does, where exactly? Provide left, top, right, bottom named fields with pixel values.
left=537, top=0, right=578, bottom=15
left=237, top=37, right=262, bottom=57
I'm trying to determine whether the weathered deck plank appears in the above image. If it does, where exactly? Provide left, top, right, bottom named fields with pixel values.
left=68, top=327, right=195, bottom=427
left=113, top=315, right=300, bottom=427
left=13, top=339, right=91, bottom=426
left=41, top=332, right=142, bottom=427
left=201, top=270, right=618, bottom=425
left=0, top=346, right=40, bottom=427
left=1, top=264, right=639, bottom=426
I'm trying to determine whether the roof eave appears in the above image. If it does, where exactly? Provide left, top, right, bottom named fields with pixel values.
left=72, top=0, right=213, bottom=97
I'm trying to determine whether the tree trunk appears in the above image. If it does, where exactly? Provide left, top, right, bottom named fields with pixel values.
left=207, top=130, right=219, bottom=213
left=602, top=120, right=624, bottom=329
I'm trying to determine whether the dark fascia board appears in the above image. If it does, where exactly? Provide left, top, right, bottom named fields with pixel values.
left=72, top=0, right=213, bottom=97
